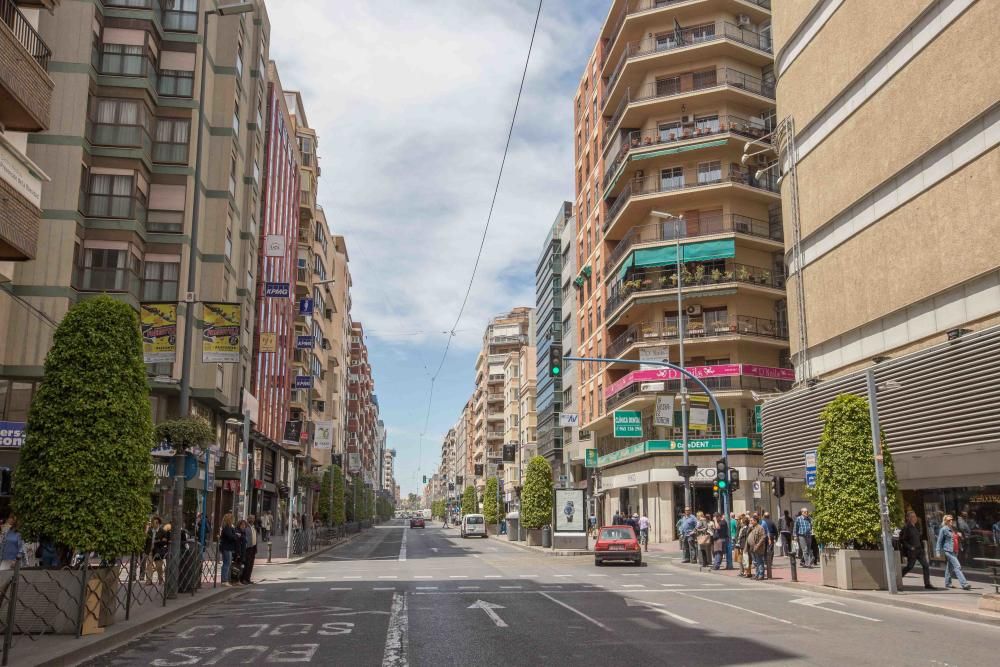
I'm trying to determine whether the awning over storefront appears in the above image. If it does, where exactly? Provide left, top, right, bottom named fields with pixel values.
left=616, top=239, right=737, bottom=280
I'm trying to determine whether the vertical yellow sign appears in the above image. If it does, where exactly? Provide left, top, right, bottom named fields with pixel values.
left=202, top=303, right=241, bottom=363
left=140, top=304, right=177, bottom=364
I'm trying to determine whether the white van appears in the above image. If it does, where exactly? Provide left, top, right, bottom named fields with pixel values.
left=461, top=514, right=487, bottom=538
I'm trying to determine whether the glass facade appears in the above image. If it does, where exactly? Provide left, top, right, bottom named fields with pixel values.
left=904, top=485, right=1000, bottom=571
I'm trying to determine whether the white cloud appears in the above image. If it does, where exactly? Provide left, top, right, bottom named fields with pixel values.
left=265, top=0, right=604, bottom=350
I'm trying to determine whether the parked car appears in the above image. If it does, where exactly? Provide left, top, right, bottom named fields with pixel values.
left=461, top=514, right=487, bottom=538
left=410, top=517, right=425, bottom=528
left=594, top=525, right=642, bottom=566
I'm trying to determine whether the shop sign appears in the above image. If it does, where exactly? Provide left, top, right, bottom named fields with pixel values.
left=152, top=460, right=170, bottom=480
left=259, top=332, right=277, bottom=353
left=298, top=298, right=314, bottom=315
left=596, top=438, right=761, bottom=467
left=294, top=375, right=313, bottom=389
left=641, top=382, right=665, bottom=392
left=264, top=282, right=290, bottom=298
left=613, top=410, right=643, bottom=439
left=0, top=138, right=44, bottom=208
left=605, top=364, right=795, bottom=399
left=585, top=449, right=598, bottom=468
left=693, top=467, right=718, bottom=480
left=282, top=420, right=302, bottom=445
left=0, top=422, right=26, bottom=449
left=639, top=346, right=669, bottom=371
left=295, top=335, right=314, bottom=350
left=559, top=413, right=579, bottom=427
left=653, top=395, right=676, bottom=427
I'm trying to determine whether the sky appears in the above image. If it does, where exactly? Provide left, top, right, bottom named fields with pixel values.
left=266, top=0, right=609, bottom=497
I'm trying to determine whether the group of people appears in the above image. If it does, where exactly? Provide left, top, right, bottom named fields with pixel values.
left=219, top=512, right=262, bottom=587
left=676, top=507, right=781, bottom=580
left=611, top=511, right=651, bottom=548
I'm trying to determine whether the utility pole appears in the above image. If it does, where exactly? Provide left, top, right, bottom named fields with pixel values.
left=866, top=369, right=898, bottom=594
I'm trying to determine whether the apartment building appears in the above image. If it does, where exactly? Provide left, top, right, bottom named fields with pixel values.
left=0, top=0, right=272, bottom=520
left=761, top=1, right=1000, bottom=570
left=534, top=202, right=572, bottom=476
left=383, top=447, right=396, bottom=499
left=557, top=208, right=589, bottom=492
left=454, top=398, right=473, bottom=493
left=577, top=0, right=788, bottom=543
left=347, top=321, right=380, bottom=504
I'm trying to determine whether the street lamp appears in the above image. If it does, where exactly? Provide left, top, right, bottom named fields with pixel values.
left=866, top=369, right=902, bottom=593
left=650, top=211, right=692, bottom=511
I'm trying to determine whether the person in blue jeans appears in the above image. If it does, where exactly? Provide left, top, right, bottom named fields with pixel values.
left=935, top=514, right=971, bottom=590
left=219, top=512, right=239, bottom=587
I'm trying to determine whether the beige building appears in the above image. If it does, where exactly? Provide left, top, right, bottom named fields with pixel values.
left=761, top=1, right=1000, bottom=568
left=454, top=398, right=473, bottom=493
left=501, top=342, right=538, bottom=508
left=577, top=0, right=787, bottom=544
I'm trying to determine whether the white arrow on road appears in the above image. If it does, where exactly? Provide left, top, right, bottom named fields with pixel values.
left=624, top=598, right=698, bottom=626
left=468, top=600, right=508, bottom=628
left=789, top=597, right=881, bottom=622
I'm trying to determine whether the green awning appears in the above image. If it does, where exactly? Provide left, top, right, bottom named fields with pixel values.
left=634, top=245, right=677, bottom=268
left=630, top=138, right=728, bottom=162
left=682, top=239, right=735, bottom=262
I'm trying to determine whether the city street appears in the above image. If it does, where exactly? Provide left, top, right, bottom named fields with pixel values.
left=85, top=520, right=1000, bottom=666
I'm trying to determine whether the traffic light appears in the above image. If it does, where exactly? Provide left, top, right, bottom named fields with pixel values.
left=422, top=475, right=427, bottom=484
left=729, top=469, right=740, bottom=491
left=548, top=344, right=563, bottom=378
left=772, top=475, right=785, bottom=497
left=715, top=458, right=728, bottom=491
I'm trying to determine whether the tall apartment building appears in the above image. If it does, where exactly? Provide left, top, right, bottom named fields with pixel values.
left=0, top=0, right=272, bottom=521
left=535, top=202, right=571, bottom=476
left=578, top=0, right=789, bottom=543
left=347, top=321, right=380, bottom=501
left=471, top=307, right=533, bottom=494
left=454, top=398, right=473, bottom=493
left=501, top=340, right=537, bottom=510
left=383, top=447, right=396, bottom=499
left=557, top=209, right=588, bottom=491
left=761, top=1, right=1000, bottom=569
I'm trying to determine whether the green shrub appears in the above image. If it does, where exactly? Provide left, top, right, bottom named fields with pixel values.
left=331, top=465, right=346, bottom=524
left=521, top=456, right=553, bottom=529
left=812, top=394, right=903, bottom=548
left=483, top=477, right=500, bottom=524
left=461, top=486, right=477, bottom=515
left=14, top=296, right=154, bottom=557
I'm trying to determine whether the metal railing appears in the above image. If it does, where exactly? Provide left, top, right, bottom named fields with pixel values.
left=0, top=0, right=52, bottom=69
left=605, top=170, right=778, bottom=231
left=104, top=0, right=155, bottom=7
left=607, top=261, right=785, bottom=316
left=606, top=21, right=772, bottom=93
left=608, top=314, right=788, bottom=357
left=605, top=67, right=775, bottom=142
left=604, top=114, right=771, bottom=185
left=606, top=373, right=792, bottom=410
left=608, top=213, right=781, bottom=268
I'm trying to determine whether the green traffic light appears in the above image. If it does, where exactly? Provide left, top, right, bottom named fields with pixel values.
left=718, top=480, right=728, bottom=489
left=552, top=367, right=560, bottom=375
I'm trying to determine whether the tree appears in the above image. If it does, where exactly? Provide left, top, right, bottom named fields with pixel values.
left=14, top=296, right=154, bottom=557
left=483, top=477, right=500, bottom=524
left=331, top=465, right=346, bottom=525
left=812, top=394, right=903, bottom=548
left=318, top=469, right=332, bottom=524
left=521, top=456, right=554, bottom=530
left=461, top=486, right=477, bottom=515
left=153, top=417, right=213, bottom=451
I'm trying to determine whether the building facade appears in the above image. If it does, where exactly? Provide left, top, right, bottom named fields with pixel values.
left=557, top=208, right=589, bottom=493
left=578, top=0, right=788, bottom=544
left=761, top=1, right=1000, bottom=570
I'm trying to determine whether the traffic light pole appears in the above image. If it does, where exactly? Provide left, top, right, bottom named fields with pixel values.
left=563, top=355, right=732, bottom=566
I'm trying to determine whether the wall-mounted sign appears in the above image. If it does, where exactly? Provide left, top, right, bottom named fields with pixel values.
left=295, top=335, right=314, bottom=350
left=641, top=382, right=665, bottom=392
left=294, top=375, right=313, bottom=389
left=264, top=282, right=290, bottom=298
left=259, top=332, right=276, bottom=353
left=0, top=138, right=45, bottom=208
left=348, top=452, right=361, bottom=473
left=140, top=304, right=177, bottom=364
left=559, top=413, right=579, bottom=427
left=299, top=298, right=314, bottom=315
left=805, top=449, right=817, bottom=489
left=639, top=345, right=669, bottom=371
left=585, top=449, right=598, bottom=468
left=654, top=395, right=676, bottom=427
left=314, top=420, right=334, bottom=449
left=613, top=410, right=643, bottom=439
left=282, top=420, right=302, bottom=445
left=264, top=234, right=286, bottom=257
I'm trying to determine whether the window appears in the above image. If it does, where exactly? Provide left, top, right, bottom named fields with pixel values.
left=154, top=118, right=190, bottom=163
left=658, top=120, right=681, bottom=142
left=690, top=22, right=716, bottom=43
left=695, top=114, right=720, bottom=134
left=655, top=75, right=680, bottom=96
left=84, top=173, right=137, bottom=218
left=142, top=261, right=180, bottom=301
left=99, top=43, right=147, bottom=76
left=235, top=40, right=244, bottom=77
left=158, top=70, right=194, bottom=97
left=80, top=247, right=138, bottom=292
left=693, top=69, right=718, bottom=89
left=232, top=98, right=240, bottom=134
left=229, top=154, right=238, bottom=196
left=225, top=228, right=233, bottom=261
left=660, top=167, right=683, bottom=190
left=697, top=161, right=721, bottom=184
left=162, top=0, right=198, bottom=32
left=0, top=380, right=36, bottom=422
left=90, top=99, right=149, bottom=148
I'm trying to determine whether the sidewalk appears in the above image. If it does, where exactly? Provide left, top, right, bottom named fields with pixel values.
left=253, top=527, right=364, bottom=566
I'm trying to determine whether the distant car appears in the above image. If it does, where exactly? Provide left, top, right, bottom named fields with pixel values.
left=461, top=514, right=487, bottom=538
left=594, top=525, right=641, bottom=566
left=410, top=517, right=425, bottom=528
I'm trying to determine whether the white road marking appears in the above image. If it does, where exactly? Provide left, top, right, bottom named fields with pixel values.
left=553, top=574, right=572, bottom=578
left=449, top=575, right=468, bottom=579
left=415, top=587, right=438, bottom=590
left=625, top=598, right=698, bottom=625
left=373, top=587, right=396, bottom=591
left=675, top=592, right=798, bottom=626
left=468, top=600, right=508, bottom=628
left=539, top=592, right=612, bottom=632
left=661, top=584, right=683, bottom=587
left=399, top=527, right=407, bottom=562
left=329, top=588, right=352, bottom=591
left=458, top=586, right=480, bottom=590
left=587, top=574, right=607, bottom=577
left=653, top=573, right=674, bottom=576
left=484, top=575, right=503, bottom=579
left=413, top=576, right=433, bottom=579
left=285, top=588, right=309, bottom=592
left=622, top=573, right=640, bottom=577
left=789, top=597, right=882, bottom=622
left=631, top=617, right=661, bottom=629
left=622, top=584, right=645, bottom=588
left=500, top=586, right=522, bottom=589
left=430, top=547, right=439, bottom=553
left=378, top=576, right=399, bottom=580
left=702, top=583, right=726, bottom=586
left=382, top=592, right=408, bottom=667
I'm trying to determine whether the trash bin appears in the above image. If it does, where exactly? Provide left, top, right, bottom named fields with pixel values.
left=506, top=513, right=520, bottom=542
left=542, top=525, right=552, bottom=548
left=179, top=540, right=200, bottom=593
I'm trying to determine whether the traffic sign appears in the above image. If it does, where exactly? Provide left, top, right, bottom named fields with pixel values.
left=805, top=449, right=817, bottom=488
left=752, top=480, right=762, bottom=498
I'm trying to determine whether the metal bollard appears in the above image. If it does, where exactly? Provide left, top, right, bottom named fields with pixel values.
left=267, top=540, right=272, bottom=563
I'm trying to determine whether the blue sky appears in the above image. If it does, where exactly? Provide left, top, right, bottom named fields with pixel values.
left=267, top=0, right=609, bottom=497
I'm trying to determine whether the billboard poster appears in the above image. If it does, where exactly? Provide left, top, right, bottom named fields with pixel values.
left=282, top=420, right=302, bottom=445
left=555, top=489, right=585, bottom=533
left=314, top=420, right=334, bottom=449
left=264, top=282, right=290, bottom=298
left=348, top=452, right=361, bottom=473
left=259, top=332, right=276, bottom=353
left=202, top=303, right=241, bottom=363
left=141, top=304, right=177, bottom=364
left=0, top=422, right=26, bottom=449
left=688, top=394, right=710, bottom=431
left=653, top=395, right=676, bottom=427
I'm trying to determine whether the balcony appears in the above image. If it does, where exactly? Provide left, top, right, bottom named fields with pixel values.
left=87, top=117, right=153, bottom=159
left=80, top=189, right=148, bottom=223
left=605, top=68, right=775, bottom=144
left=608, top=213, right=781, bottom=269
left=605, top=168, right=778, bottom=236
left=608, top=314, right=788, bottom=357
left=606, top=373, right=791, bottom=411
left=487, top=392, right=503, bottom=402
left=0, top=0, right=52, bottom=132
left=94, top=43, right=158, bottom=90
left=607, top=261, right=785, bottom=318
left=488, top=373, right=505, bottom=384
left=486, top=431, right=504, bottom=440
left=162, top=3, right=198, bottom=32
left=605, top=21, right=772, bottom=99
left=603, top=114, right=771, bottom=187
left=73, top=265, right=142, bottom=295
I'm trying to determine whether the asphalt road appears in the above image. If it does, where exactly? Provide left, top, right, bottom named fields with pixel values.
left=83, top=520, right=1000, bottom=666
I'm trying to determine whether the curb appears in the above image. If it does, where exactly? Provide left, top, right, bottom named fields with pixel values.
left=256, top=529, right=367, bottom=566
left=495, top=538, right=591, bottom=557
left=39, top=587, right=249, bottom=667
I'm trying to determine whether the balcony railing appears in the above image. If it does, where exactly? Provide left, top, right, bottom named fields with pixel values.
left=608, top=314, right=788, bottom=357
left=0, top=0, right=51, bottom=69
left=87, top=119, right=153, bottom=156
left=81, top=190, right=148, bottom=221
left=605, top=67, right=775, bottom=142
left=157, top=69, right=194, bottom=98
left=606, top=22, right=772, bottom=93
left=74, top=265, right=142, bottom=295
left=606, top=374, right=791, bottom=411
left=604, top=114, right=771, bottom=186
left=488, top=373, right=505, bottom=382
left=607, top=261, right=785, bottom=316
left=608, top=213, right=781, bottom=268
left=605, top=170, right=778, bottom=231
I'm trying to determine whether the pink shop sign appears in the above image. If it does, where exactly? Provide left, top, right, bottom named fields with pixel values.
left=742, top=364, right=795, bottom=381
left=604, top=363, right=794, bottom=399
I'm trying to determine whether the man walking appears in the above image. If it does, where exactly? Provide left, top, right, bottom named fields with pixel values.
left=746, top=515, right=768, bottom=580
left=794, top=508, right=814, bottom=567
left=260, top=511, right=272, bottom=543
left=778, top=510, right=793, bottom=557
left=761, top=512, right=778, bottom=578
left=900, top=511, right=935, bottom=589
left=681, top=508, right=698, bottom=564
left=240, top=515, right=259, bottom=585
left=638, top=512, right=650, bottom=551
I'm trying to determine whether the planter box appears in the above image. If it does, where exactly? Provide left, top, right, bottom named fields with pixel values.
left=526, top=529, right=544, bottom=546
left=820, top=547, right=902, bottom=590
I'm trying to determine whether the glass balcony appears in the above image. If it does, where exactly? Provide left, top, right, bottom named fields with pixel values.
left=81, top=190, right=148, bottom=222
left=74, top=265, right=142, bottom=295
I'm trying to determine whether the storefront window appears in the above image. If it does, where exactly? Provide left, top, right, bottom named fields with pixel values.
left=905, top=486, right=1000, bottom=569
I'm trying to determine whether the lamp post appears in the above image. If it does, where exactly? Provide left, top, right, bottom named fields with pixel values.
left=866, top=369, right=901, bottom=594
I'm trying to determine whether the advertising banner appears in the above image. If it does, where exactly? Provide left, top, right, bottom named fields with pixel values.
left=314, top=420, right=334, bottom=449
left=259, top=332, right=276, bottom=353
left=140, top=304, right=177, bottom=364
left=605, top=364, right=794, bottom=399
left=299, top=298, right=314, bottom=315
left=502, top=444, right=517, bottom=462
left=613, top=410, right=643, bottom=439
left=295, top=335, right=314, bottom=350
left=202, top=303, right=241, bottom=363
left=585, top=449, right=598, bottom=468
left=474, top=464, right=484, bottom=476
left=555, top=489, right=585, bottom=533
left=653, top=395, right=676, bottom=427
left=639, top=345, right=669, bottom=371
left=688, top=394, right=710, bottom=431
left=282, top=420, right=302, bottom=445
left=0, top=422, right=26, bottom=449
left=348, top=452, right=361, bottom=473
left=294, top=375, right=313, bottom=389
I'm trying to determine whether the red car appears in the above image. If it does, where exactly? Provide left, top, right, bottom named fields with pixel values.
left=594, top=525, right=642, bottom=566
left=409, top=517, right=425, bottom=528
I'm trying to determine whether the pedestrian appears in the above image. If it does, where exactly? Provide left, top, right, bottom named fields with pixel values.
left=935, top=514, right=971, bottom=590
left=793, top=508, right=814, bottom=567
left=694, top=511, right=712, bottom=567
left=746, top=515, right=768, bottom=580
left=778, top=510, right=793, bottom=557
left=612, top=510, right=622, bottom=526
left=628, top=513, right=640, bottom=541
left=761, top=512, right=778, bottom=578
left=143, top=516, right=161, bottom=582
left=240, top=515, right=258, bottom=585
left=711, top=513, right=728, bottom=570
left=737, top=515, right=752, bottom=576
left=260, top=511, right=272, bottom=543
left=677, top=509, right=690, bottom=562
left=0, top=517, right=26, bottom=570
left=219, top=513, right=238, bottom=588
left=37, top=535, right=60, bottom=568
left=153, top=521, right=171, bottom=583
left=900, top=511, right=935, bottom=589
left=638, top=512, right=650, bottom=551
left=680, top=508, right=697, bottom=564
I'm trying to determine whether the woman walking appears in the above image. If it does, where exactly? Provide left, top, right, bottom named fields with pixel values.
left=935, top=514, right=972, bottom=590
left=736, top=515, right=751, bottom=577
left=219, top=513, right=239, bottom=587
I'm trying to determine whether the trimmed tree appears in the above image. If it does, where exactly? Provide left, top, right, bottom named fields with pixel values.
left=153, top=417, right=213, bottom=452
left=461, top=486, right=477, bottom=515
left=812, top=394, right=903, bottom=548
left=483, top=477, right=500, bottom=524
left=521, top=456, right=554, bottom=530
left=331, top=465, right=346, bottom=525
left=14, top=296, right=154, bottom=558
left=318, top=469, right=332, bottom=524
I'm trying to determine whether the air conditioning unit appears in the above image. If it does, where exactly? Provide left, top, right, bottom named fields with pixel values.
left=737, top=14, right=752, bottom=26
left=685, top=304, right=702, bottom=316
left=681, top=114, right=694, bottom=124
